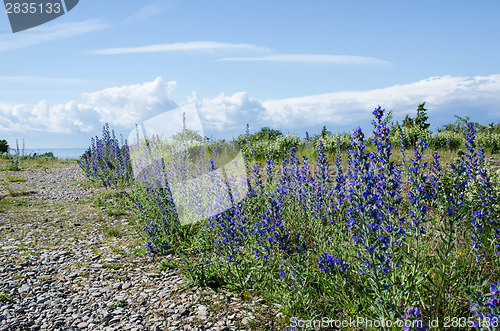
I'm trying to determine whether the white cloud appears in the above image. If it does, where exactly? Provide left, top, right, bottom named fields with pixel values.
left=2, top=74, right=500, bottom=142
left=0, top=100, right=96, bottom=134
left=261, top=74, right=500, bottom=129
left=0, top=19, right=110, bottom=51
left=0, top=77, right=178, bottom=134
left=122, top=3, right=165, bottom=23
left=82, top=77, right=178, bottom=127
left=220, top=54, right=391, bottom=66
left=0, top=103, right=29, bottom=133
left=186, top=91, right=266, bottom=131
left=89, top=41, right=271, bottom=55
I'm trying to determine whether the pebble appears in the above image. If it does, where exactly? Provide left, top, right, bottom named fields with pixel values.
left=0, top=163, right=269, bottom=330
left=77, top=321, right=89, bottom=328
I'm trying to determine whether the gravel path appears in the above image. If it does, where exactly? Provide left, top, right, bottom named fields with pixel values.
left=0, top=164, right=275, bottom=331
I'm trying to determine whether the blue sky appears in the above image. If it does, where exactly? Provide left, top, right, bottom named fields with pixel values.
left=1, top=1, right=500, bottom=148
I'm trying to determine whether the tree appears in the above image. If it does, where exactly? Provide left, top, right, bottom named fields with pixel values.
left=437, top=115, right=479, bottom=133
left=401, top=102, right=430, bottom=131
left=320, top=126, right=331, bottom=138
left=254, top=127, right=283, bottom=141
left=0, top=139, right=8, bottom=153
left=414, top=102, right=430, bottom=130
left=402, top=115, right=414, bottom=129
left=171, top=129, right=204, bottom=143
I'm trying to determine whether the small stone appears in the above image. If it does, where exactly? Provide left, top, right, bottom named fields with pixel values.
left=19, top=284, right=31, bottom=293
left=242, top=317, right=253, bottom=325
left=179, top=308, right=189, bottom=317
left=197, top=305, right=208, bottom=320
left=108, top=317, right=121, bottom=325
left=77, top=322, right=88, bottom=329
left=122, top=283, right=131, bottom=290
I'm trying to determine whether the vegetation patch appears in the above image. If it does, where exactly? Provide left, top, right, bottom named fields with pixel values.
left=0, top=292, right=10, bottom=301
left=77, top=105, right=500, bottom=328
left=103, top=262, right=123, bottom=270
left=2, top=197, right=28, bottom=206
left=158, top=260, right=176, bottom=272
left=103, top=225, right=123, bottom=238
left=6, top=175, right=26, bottom=182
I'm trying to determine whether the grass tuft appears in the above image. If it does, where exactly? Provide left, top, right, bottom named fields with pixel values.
left=6, top=175, right=26, bottom=182
left=103, top=225, right=122, bottom=238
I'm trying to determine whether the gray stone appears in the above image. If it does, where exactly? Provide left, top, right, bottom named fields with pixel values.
left=197, top=305, right=208, bottom=320
left=77, top=322, right=88, bottom=329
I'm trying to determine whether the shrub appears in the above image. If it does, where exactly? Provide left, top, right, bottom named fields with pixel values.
left=0, top=140, right=8, bottom=154
left=428, top=131, right=463, bottom=150
left=396, top=126, right=432, bottom=149
left=477, top=132, right=500, bottom=153
left=78, top=123, right=132, bottom=187
left=315, top=132, right=351, bottom=153
left=129, top=108, right=500, bottom=327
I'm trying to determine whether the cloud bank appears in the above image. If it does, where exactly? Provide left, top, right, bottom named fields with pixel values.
left=262, top=74, right=500, bottom=129
left=2, top=74, right=500, bottom=144
left=82, top=77, right=178, bottom=127
left=186, top=91, right=266, bottom=131
left=0, top=77, right=177, bottom=134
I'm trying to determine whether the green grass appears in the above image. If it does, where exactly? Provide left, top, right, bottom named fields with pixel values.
left=103, top=262, right=123, bottom=270
left=133, top=246, right=147, bottom=256
left=0, top=154, right=70, bottom=170
left=0, top=162, right=19, bottom=171
left=1, top=198, right=28, bottom=206
left=112, top=299, right=127, bottom=308
left=5, top=185, right=28, bottom=197
left=94, top=191, right=131, bottom=218
left=103, top=225, right=122, bottom=238
left=6, top=174, right=26, bottom=182
left=158, top=260, right=177, bottom=271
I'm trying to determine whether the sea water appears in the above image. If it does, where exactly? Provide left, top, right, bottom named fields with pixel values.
left=20, top=148, right=87, bottom=159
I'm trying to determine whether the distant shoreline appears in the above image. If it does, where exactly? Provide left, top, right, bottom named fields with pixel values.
left=7, top=148, right=87, bottom=159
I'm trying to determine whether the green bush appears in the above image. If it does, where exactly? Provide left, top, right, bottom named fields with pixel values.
left=0, top=140, right=8, bottom=154
left=131, top=111, right=500, bottom=328
left=477, top=132, right=500, bottom=153
left=428, top=131, right=464, bottom=150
